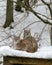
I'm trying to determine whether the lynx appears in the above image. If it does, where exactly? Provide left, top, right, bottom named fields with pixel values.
left=13, top=30, right=38, bottom=53
left=16, top=37, right=38, bottom=52
left=13, top=35, right=20, bottom=49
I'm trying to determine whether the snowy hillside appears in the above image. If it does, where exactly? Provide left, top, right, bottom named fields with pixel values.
left=0, top=0, right=51, bottom=47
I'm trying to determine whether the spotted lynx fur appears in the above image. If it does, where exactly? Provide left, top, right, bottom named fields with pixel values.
left=13, top=30, right=38, bottom=53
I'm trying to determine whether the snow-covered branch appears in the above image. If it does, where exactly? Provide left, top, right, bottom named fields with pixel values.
left=30, top=8, right=52, bottom=25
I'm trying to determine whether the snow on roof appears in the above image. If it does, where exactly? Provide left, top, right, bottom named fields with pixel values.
left=0, top=46, right=52, bottom=59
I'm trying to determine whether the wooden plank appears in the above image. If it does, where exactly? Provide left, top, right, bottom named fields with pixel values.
left=3, top=56, right=52, bottom=65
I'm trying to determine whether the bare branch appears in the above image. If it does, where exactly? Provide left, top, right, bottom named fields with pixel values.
left=41, top=0, right=49, bottom=5
left=29, top=8, right=52, bottom=25
left=41, top=0, right=52, bottom=19
left=34, top=11, right=51, bottom=20
left=37, top=24, right=47, bottom=42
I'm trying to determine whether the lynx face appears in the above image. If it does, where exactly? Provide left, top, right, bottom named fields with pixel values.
left=13, top=35, right=20, bottom=49
left=23, top=30, right=31, bottom=38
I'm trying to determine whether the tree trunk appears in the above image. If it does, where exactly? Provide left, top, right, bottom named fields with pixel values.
left=3, top=0, right=14, bottom=28
left=50, top=26, right=52, bottom=46
left=15, top=0, right=23, bottom=12
left=50, top=0, right=52, bottom=45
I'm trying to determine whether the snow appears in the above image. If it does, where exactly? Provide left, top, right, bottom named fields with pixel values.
left=0, top=46, right=52, bottom=59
